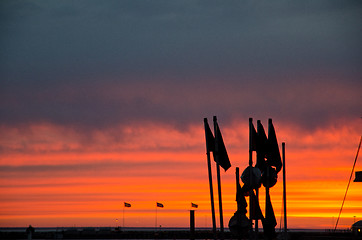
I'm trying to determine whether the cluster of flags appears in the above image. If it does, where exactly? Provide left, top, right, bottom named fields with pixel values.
left=235, top=119, right=282, bottom=239
left=123, top=202, right=198, bottom=209
left=204, top=116, right=283, bottom=240
left=250, top=120, right=281, bottom=223
left=252, top=120, right=282, bottom=176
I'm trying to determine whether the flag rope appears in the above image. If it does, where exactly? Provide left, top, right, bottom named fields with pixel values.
left=334, top=136, right=361, bottom=231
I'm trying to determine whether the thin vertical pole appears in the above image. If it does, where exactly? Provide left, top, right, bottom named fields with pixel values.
left=214, top=116, right=224, bottom=240
left=207, top=152, right=217, bottom=239
left=249, top=118, right=254, bottom=240
left=334, top=136, right=362, bottom=231
left=216, top=163, right=224, bottom=239
left=255, top=188, right=259, bottom=238
left=204, top=118, right=217, bottom=239
left=155, top=204, right=157, bottom=230
left=255, top=120, right=263, bottom=239
left=236, top=167, right=240, bottom=194
left=282, top=142, right=287, bottom=240
left=123, top=205, right=125, bottom=228
left=266, top=119, right=272, bottom=239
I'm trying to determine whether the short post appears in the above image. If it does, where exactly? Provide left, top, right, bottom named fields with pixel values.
left=190, top=210, right=195, bottom=240
left=26, top=225, right=34, bottom=240
left=282, top=142, right=287, bottom=240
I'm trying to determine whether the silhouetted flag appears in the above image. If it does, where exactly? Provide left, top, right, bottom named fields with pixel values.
left=191, top=203, right=198, bottom=208
left=267, top=119, right=282, bottom=173
left=213, top=120, right=231, bottom=171
left=250, top=122, right=258, bottom=151
left=124, top=202, right=131, bottom=207
left=204, top=118, right=215, bottom=153
left=156, top=202, right=164, bottom=208
left=255, top=120, right=268, bottom=172
left=354, top=171, right=362, bottom=182
left=263, top=190, right=277, bottom=239
left=250, top=190, right=264, bottom=220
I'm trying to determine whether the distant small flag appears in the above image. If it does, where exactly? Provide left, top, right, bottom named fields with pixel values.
left=124, top=202, right=131, bottom=207
left=191, top=203, right=198, bottom=208
left=156, top=202, right=164, bottom=208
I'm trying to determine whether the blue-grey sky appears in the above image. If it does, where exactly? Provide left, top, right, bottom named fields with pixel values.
left=1, top=0, right=361, bottom=130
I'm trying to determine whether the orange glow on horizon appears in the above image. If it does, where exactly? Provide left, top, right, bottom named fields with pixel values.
left=1, top=120, right=361, bottom=229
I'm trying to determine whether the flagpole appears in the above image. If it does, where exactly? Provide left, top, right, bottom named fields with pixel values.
left=249, top=118, right=254, bottom=240
left=236, top=167, right=240, bottom=193
left=214, top=116, right=224, bottom=240
left=255, top=120, right=262, bottom=239
left=208, top=154, right=217, bottom=239
left=255, top=187, right=259, bottom=237
left=282, top=142, right=287, bottom=240
left=123, top=204, right=125, bottom=229
left=204, top=118, right=217, bottom=239
left=155, top=203, right=157, bottom=230
left=216, top=163, right=224, bottom=238
left=266, top=119, right=272, bottom=236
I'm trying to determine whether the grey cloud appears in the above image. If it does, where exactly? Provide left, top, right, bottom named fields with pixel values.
left=1, top=0, right=361, bottom=131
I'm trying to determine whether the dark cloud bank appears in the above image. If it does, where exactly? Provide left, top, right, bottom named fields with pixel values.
left=1, top=0, right=361, bottom=131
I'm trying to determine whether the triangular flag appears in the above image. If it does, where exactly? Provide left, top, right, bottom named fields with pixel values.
left=267, top=119, right=282, bottom=173
left=262, top=190, right=277, bottom=239
left=250, top=190, right=264, bottom=220
left=255, top=120, right=268, bottom=172
left=250, top=122, right=258, bottom=151
left=204, top=118, right=215, bottom=154
left=213, top=119, right=231, bottom=171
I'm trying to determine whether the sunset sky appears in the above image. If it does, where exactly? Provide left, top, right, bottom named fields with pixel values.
left=1, top=0, right=361, bottom=230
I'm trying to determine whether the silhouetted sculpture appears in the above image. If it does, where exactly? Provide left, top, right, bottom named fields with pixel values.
left=230, top=119, right=281, bottom=240
left=229, top=168, right=251, bottom=238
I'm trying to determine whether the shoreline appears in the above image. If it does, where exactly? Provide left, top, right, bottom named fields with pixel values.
left=0, top=227, right=357, bottom=240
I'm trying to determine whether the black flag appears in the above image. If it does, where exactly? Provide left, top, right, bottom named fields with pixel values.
left=191, top=202, right=198, bottom=208
left=250, top=122, right=258, bottom=151
left=263, top=190, right=277, bottom=239
left=255, top=120, right=268, bottom=172
left=250, top=190, right=264, bottom=220
left=213, top=119, right=231, bottom=171
left=204, top=118, right=215, bottom=154
left=267, top=119, right=282, bottom=173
